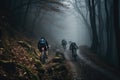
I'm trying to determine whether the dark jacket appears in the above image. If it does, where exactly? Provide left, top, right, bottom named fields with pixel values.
left=38, top=38, right=49, bottom=52
left=69, top=42, right=78, bottom=50
left=61, top=40, right=67, bottom=46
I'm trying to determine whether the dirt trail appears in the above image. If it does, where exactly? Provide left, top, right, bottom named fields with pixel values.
left=63, top=48, right=120, bottom=80
left=63, top=50, right=83, bottom=80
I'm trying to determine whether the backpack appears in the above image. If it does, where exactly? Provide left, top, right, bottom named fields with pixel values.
left=71, top=43, right=76, bottom=49
left=39, top=39, right=46, bottom=46
left=62, top=40, right=67, bottom=45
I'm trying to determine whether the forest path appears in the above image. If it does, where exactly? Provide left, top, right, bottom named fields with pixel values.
left=62, top=47, right=120, bottom=80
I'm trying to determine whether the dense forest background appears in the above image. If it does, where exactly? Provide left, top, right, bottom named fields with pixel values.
left=73, top=0, right=120, bottom=68
left=0, top=0, right=120, bottom=69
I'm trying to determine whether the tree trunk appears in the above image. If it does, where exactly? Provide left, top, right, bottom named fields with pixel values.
left=105, top=0, right=111, bottom=57
left=88, top=0, right=98, bottom=53
left=97, top=0, right=104, bottom=55
left=22, top=0, right=31, bottom=31
left=113, top=0, right=120, bottom=67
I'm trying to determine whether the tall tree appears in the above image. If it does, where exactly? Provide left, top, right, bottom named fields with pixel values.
left=88, top=0, right=98, bottom=53
left=22, top=0, right=31, bottom=31
left=105, top=0, right=112, bottom=58
left=113, top=0, right=120, bottom=67
left=97, top=0, right=104, bottom=54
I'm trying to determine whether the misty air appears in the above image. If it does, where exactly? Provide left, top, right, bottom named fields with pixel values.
left=0, top=0, right=120, bottom=80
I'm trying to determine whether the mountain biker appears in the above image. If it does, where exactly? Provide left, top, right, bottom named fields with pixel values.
left=69, top=42, right=78, bottom=59
left=38, top=37, right=49, bottom=59
left=61, top=39, right=67, bottom=50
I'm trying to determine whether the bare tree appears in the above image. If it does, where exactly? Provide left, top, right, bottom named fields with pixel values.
left=113, top=0, right=120, bottom=67
left=22, top=0, right=32, bottom=30
left=87, top=0, right=98, bottom=53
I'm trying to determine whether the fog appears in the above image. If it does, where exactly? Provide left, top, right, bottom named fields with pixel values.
left=26, top=0, right=92, bottom=48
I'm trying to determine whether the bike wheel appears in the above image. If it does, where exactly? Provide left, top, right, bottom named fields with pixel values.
left=40, top=52, right=46, bottom=64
